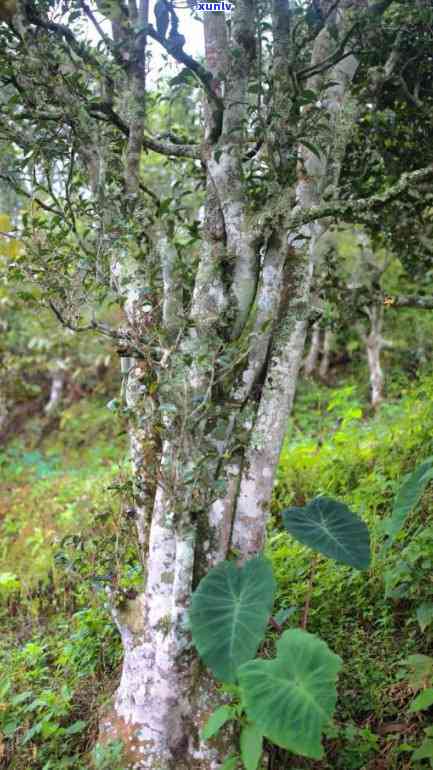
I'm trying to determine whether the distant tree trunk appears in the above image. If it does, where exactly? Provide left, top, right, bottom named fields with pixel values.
left=361, top=303, right=393, bottom=409
left=44, top=366, right=65, bottom=416
left=304, top=322, right=321, bottom=376
left=319, top=328, right=334, bottom=380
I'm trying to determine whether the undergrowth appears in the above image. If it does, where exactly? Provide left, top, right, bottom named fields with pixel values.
left=1, top=373, right=433, bottom=768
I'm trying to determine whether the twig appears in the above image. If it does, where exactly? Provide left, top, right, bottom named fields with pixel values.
left=0, top=173, right=63, bottom=216
left=86, top=102, right=201, bottom=158
left=48, top=300, right=145, bottom=356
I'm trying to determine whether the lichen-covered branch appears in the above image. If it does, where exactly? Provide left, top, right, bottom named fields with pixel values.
left=285, top=163, right=433, bottom=231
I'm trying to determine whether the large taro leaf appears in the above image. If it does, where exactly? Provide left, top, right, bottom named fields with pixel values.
left=189, top=557, right=276, bottom=684
left=238, top=629, right=342, bottom=759
left=382, top=458, right=433, bottom=547
left=282, top=496, right=370, bottom=570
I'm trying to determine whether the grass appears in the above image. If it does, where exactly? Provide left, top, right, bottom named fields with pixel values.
left=0, top=398, right=131, bottom=769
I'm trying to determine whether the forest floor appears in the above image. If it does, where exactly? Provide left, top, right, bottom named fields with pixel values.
left=1, top=366, right=433, bottom=770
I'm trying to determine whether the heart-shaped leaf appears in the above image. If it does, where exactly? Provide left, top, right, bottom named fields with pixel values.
left=238, top=629, right=342, bottom=759
left=281, top=496, right=370, bottom=569
left=382, top=458, right=433, bottom=546
left=190, top=557, right=276, bottom=684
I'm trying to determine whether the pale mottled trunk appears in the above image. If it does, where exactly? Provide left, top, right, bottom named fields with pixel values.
left=304, top=322, right=321, bottom=376
left=102, top=13, right=232, bottom=761
left=365, top=304, right=385, bottom=409
left=44, top=367, right=65, bottom=416
left=102, top=475, right=222, bottom=770
left=231, top=318, right=309, bottom=557
left=102, top=5, right=367, bottom=768
left=231, top=9, right=359, bottom=558
left=102, top=263, right=231, bottom=769
left=319, top=328, right=334, bottom=380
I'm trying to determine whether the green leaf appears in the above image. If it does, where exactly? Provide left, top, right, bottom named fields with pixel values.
left=416, top=603, right=433, bottom=633
left=41, top=720, right=61, bottom=738
left=404, top=654, right=433, bottom=689
left=64, top=719, right=87, bottom=735
left=273, top=607, right=297, bottom=626
left=169, top=68, right=197, bottom=87
left=190, top=557, right=276, bottom=684
left=281, top=497, right=371, bottom=570
left=220, top=756, right=239, bottom=770
left=413, top=738, right=433, bottom=760
left=383, top=459, right=433, bottom=545
left=238, top=629, right=342, bottom=759
left=10, top=690, right=33, bottom=706
left=299, top=139, right=322, bottom=159
left=23, top=722, right=43, bottom=743
left=201, top=705, right=235, bottom=740
left=409, top=687, right=433, bottom=712
left=240, top=723, right=263, bottom=770
left=299, top=89, right=318, bottom=103
left=68, top=10, right=81, bottom=22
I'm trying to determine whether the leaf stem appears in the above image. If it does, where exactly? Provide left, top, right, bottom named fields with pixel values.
left=301, top=554, right=318, bottom=630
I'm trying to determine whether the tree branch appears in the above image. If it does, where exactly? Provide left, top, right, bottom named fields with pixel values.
left=22, top=2, right=200, bottom=159
left=48, top=301, right=145, bottom=355
left=0, top=173, right=63, bottom=216
left=24, top=3, right=113, bottom=76
left=143, top=23, right=223, bottom=141
left=298, top=22, right=358, bottom=80
left=284, top=163, right=433, bottom=230
left=86, top=102, right=200, bottom=158
left=385, top=295, right=433, bottom=310
left=79, top=0, right=115, bottom=53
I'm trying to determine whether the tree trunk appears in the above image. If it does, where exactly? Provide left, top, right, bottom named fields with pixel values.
left=304, top=322, right=321, bottom=376
left=319, top=328, right=334, bottom=380
left=99, top=9, right=364, bottom=768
